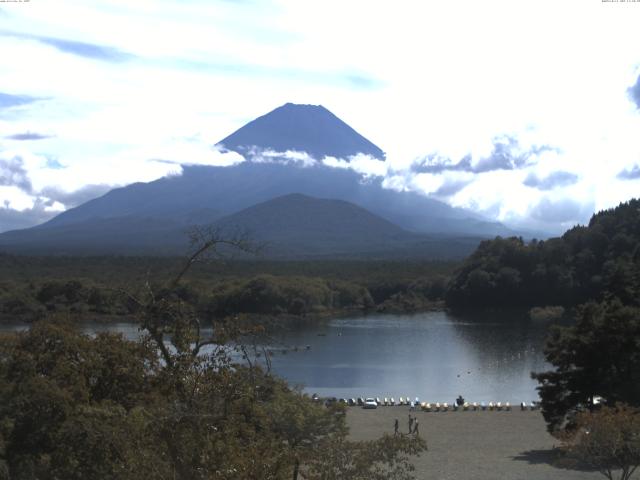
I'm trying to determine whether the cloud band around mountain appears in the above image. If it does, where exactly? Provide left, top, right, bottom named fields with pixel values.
left=411, top=136, right=557, bottom=175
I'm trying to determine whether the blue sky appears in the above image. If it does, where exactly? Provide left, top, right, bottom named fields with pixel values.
left=1, top=0, right=640, bottom=233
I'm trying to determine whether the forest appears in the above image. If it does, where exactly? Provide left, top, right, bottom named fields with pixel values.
left=3, top=199, right=640, bottom=325
left=0, top=256, right=453, bottom=326
left=445, top=199, right=640, bottom=309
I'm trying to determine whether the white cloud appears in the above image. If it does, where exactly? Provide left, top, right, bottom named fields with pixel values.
left=1, top=0, right=640, bottom=232
left=245, top=147, right=315, bottom=166
left=322, top=153, right=387, bottom=177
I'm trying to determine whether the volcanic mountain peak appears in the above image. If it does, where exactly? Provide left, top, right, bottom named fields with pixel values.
left=217, top=102, right=385, bottom=161
left=0, top=102, right=518, bottom=257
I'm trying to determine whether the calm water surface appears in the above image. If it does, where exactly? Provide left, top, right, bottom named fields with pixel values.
left=265, top=311, right=553, bottom=404
left=3, top=311, right=556, bottom=404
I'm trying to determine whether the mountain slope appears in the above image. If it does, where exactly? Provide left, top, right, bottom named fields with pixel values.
left=216, top=193, right=414, bottom=256
left=0, top=193, right=482, bottom=258
left=38, top=162, right=490, bottom=234
left=0, top=216, right=189, bottom=255
left=0, top=103, right=514, bottom=256
left=218, top=103, right=385, bottom=160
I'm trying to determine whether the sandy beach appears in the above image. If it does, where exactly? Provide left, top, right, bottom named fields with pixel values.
left=346, top=405, right=601, bottom=480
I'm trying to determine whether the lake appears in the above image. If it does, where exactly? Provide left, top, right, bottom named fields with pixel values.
left=1, top=311, right=556, bottom=404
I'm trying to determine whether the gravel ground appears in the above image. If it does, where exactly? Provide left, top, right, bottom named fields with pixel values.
left=346, top=405, right=602, bottom=480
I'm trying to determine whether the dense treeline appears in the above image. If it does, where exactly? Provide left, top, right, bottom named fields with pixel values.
left=532, top=300, right=640, bottom=432
left=0, top=258, right=454, bottom=324
left=446, top=199, right=640, bottom=309
left=0, top=255, right=454, bottom=284
left=0, top=290, right=426, bottom=479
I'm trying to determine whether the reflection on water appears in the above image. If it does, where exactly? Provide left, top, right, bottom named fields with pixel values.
left=266, top=311, right=556, bottom=403
left=1, top=311, right=560, bottom=403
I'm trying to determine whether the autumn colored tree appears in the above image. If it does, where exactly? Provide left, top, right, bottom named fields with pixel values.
left=560, top=404, right=640, bottom=480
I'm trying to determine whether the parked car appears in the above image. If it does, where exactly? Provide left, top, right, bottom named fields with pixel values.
left=363, top=398, right=378, bottom=409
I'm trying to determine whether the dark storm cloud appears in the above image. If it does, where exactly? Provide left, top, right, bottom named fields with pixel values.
left=628, top=74, right=640, bottom=110
left=5, top=132, right=52, bottom=141
left=0, top=30, right=135, bottom=62
left=0, top=92, right=39, bottom=109
left=530, top=197, right=593, bottom=224
left=523, top=171, right=579, bottom=190
left=412, top=137, right=557, bottom=175
left=0, top=156, right=32, bottom=193
left=40, top=184, right=112, bottom=208
left=617, top=164, right=640, bottom=180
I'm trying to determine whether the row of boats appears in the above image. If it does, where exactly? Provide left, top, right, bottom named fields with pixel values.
left=324, top=396, right=540, bottom=411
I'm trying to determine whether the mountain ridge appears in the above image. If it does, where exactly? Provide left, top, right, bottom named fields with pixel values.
left=0, top=103, right=517, bottom=257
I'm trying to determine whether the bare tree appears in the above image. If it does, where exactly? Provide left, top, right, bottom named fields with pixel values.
left=124, top=225, right=259, bottom=369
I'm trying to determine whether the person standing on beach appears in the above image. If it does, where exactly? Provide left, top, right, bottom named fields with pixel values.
left=408, top=414, right=413, bottom=434
left=394, top=418, right=399, bottom=435
left=413, top=419, right=419, bottom=436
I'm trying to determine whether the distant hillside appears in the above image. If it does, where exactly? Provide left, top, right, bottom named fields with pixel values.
left=218, top=103, right=385, bottom=160
left=33, top=162, right=503, bottom=236
left=216, top=193, right=442, bottom=258
left=0, top=193, right=483, bottom=258
left=0, top=216, right=188, bottom=256
left=445, top=199, right=640, bottom=308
